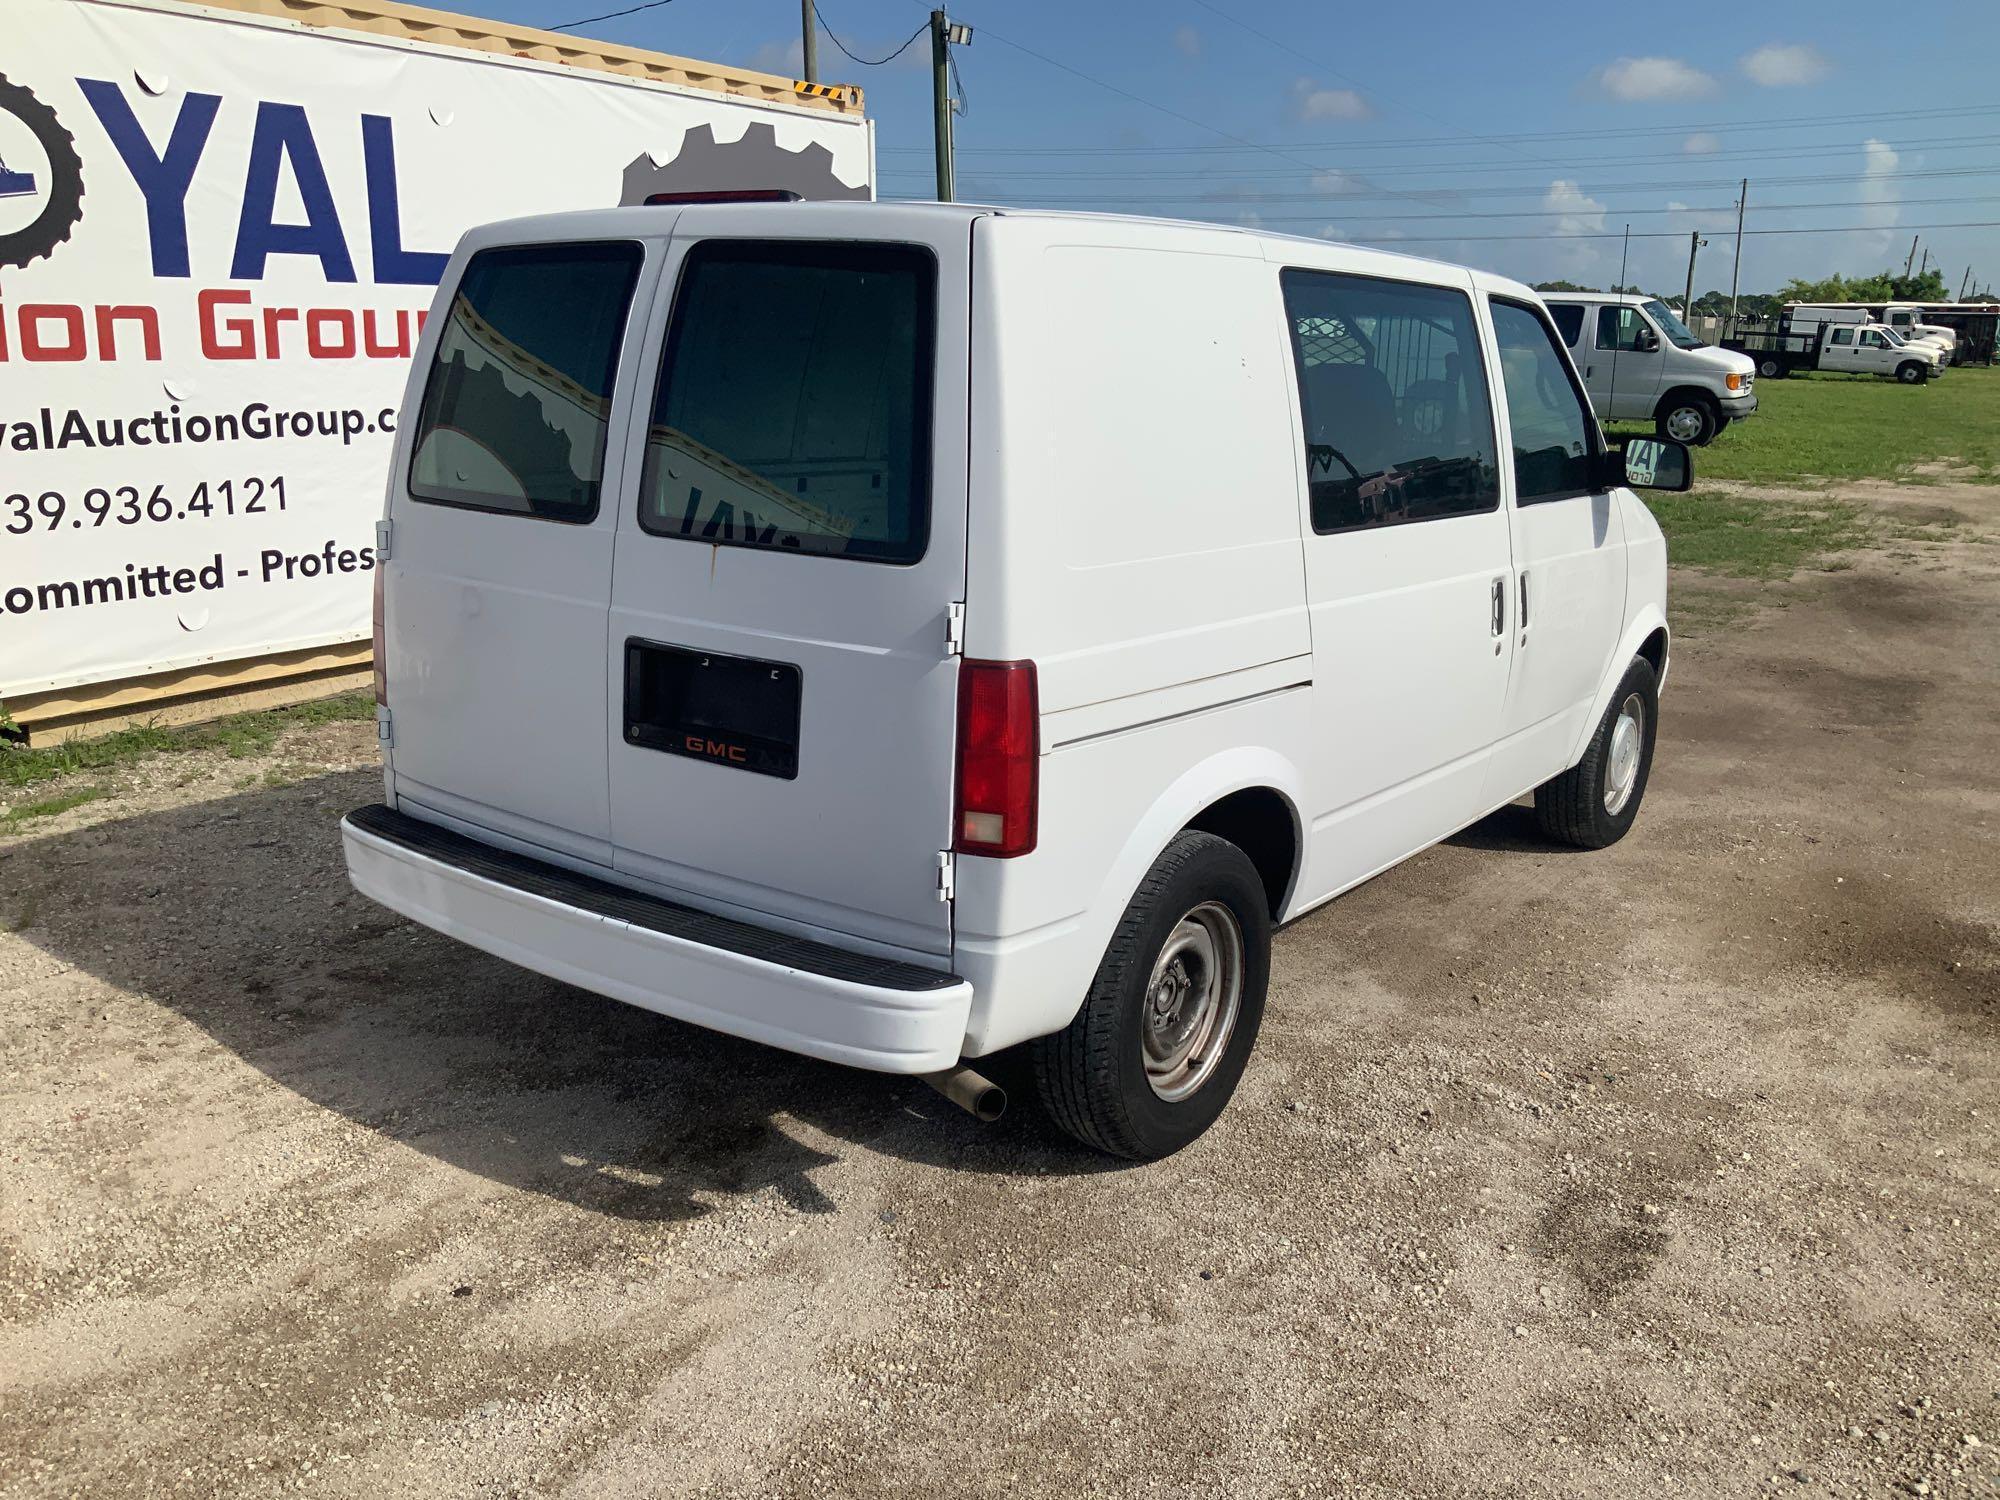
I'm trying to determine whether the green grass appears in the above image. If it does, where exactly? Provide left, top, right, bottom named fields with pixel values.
left=0, top=785, right=108, bottom=833
left=1610, top=364, right=2000, bottom=487
left=1641, top=490, right=1874, bottom=578
left=0, top=689, right=374, bottom=793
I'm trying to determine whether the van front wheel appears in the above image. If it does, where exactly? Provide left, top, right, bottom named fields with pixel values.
left=1034, top=832, right=1270, bottom=1160
left=1533, top=657, right=1660, bottom=849
left=1896, top=361, right=1928, bottom=384
left=1656, top=394, right=1718, bottom=446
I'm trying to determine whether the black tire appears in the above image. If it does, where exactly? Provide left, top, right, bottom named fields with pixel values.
left=0, top=75, right=86, bottom=270
left=1757, top=357, right=1785, bottom=380
left=1896, top=361, right=1928, bottom=385
left=1655, top=393, right=1718, bottom=446
left=1034, top=831, right=1271, bottom=1161
left=1533, top=657, right=1660, bottom=850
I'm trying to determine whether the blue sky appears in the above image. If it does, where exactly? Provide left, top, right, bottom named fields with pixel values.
left=490, top=0, right=1998, bottom=298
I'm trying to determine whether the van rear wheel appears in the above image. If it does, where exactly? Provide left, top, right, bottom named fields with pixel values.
left=1533, top=657, right=1660, bottom=850
left=1034, top=832, right=1270, bottom=1160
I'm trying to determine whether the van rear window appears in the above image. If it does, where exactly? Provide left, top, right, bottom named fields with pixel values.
left=408, top=242, right=643, bottom=522
left=639, top=241, right=935, bottom=564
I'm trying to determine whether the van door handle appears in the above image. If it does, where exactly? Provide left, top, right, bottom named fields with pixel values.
left=1519, top=571, right=1530, bottom=629
left=1491, top=576, right=1506, bottom=636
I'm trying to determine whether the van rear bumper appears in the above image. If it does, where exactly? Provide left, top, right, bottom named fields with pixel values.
left=340, top=804, right=972, bottom=1074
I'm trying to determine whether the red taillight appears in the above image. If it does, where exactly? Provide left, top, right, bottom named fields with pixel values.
left=954, top=659, right=1038, bottom=858
left=371, top=564, right=387, bottom=707
left=643, top=189, right=802, bottom=205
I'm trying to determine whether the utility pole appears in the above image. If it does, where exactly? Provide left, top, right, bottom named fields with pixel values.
left=1727, top=179, right=1747, bottom=337
left=1918, top=246, right=1929, bottom=278
left=800, top=0, right=817, bottom=84
left=1962, top=266, right=1975, bottom=300
left=1905, top=234, right=1920, bottom=277
left=1682, top=230, right=1706, bottom=324
left=929, top=11, right=972, bottom=201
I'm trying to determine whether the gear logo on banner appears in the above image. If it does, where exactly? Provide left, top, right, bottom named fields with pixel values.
left=0, top=74, right=86, bottom=270
left=619, top=122, right=868, bottom=206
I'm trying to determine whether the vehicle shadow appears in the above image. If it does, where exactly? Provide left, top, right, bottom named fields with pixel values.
left=1444, top=800, right=1591, bottom=855
left=2, top=772, right=1117, bottom=1224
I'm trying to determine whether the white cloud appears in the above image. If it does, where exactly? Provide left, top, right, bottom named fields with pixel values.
left=1172, top=24, right=1202, bottom=59
left=1288, top=79, right=1371, bottom=122
left=1740, top=43, right=1830, bottom=87
left=1682, top=132, right=1722, bottom=155
left=1855, top=137, right=1902, bottom=252
left=749, top=38, right=805, bottom=77
left=1312, top=169, right=1364, bottom=195
left=1594, top=56, right=1717, bottom=102
left=1543, top=178, right=1607, bottom=275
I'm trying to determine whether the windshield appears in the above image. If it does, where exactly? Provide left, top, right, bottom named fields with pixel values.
left=1878, top=326, right=1907, bottom=346
left=1643, top=299, right=1703, bottom=350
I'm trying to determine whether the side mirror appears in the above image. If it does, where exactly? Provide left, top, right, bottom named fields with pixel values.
left=1636, top=327, right=1660, bottom=353
left=1613, top=437, right=1692, bottom=492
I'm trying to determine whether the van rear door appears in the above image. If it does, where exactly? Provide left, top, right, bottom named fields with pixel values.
left=606, top=207, right=972, bottom=959
left=384, top=228, right=662, bottom=862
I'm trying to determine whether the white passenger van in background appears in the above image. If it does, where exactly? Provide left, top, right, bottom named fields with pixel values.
left=1540, top=291, right=1756, bottom=446
left=342, top=203, right=1689, bottom=1160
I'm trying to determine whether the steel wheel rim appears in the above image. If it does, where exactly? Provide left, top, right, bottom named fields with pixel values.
left=1141, top=901, right=1244, bottom=1102
left=1665, top=405, right=1705, bottom=441
left=1603, top=692, right=1646, bottom=815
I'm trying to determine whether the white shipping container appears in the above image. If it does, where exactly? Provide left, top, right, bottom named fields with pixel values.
left=0, top=0, right=872, bottom=707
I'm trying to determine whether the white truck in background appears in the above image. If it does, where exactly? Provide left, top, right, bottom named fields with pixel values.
left=1785, top=304, right=1953, bottom=369
left=2, top=0, right=873, bottom=737
left=1880, top=304, right=1960, bottom=363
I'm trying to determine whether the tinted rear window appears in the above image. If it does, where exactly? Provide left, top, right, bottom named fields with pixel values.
left=1548, top=303, right=1585, bottom=346
left=408, top=242, right=643, bottom=522
left=639, top=241, right=936, bottom=564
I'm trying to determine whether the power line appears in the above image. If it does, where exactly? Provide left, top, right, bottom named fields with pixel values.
left=877, top=165, right=2000, bottom=204
left=882, top=193, right=1997, bottom=224
left=545, top=0, right=673, bottom=32
left=810, top=5, right=928, bottom=67
left=878, top=103, right=2000, bottom=155
left=876, top=134, right=2000, bottom=182
left=900, top=4, right=1456, bottom=213
left=1183, top=0, right=1571, bottom=176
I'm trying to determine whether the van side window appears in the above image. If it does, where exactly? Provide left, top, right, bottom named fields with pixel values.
left=1595, top=305, right=1649, bottom=352
left=1279, top=269, right=1500, bottom=534
left=1829, top=327, right=1854, bottom=346
left=1489, top=299, right=1599, bottom=504
left=408, top=242, right=643, bottom=523
left=1860, top=329, right=1886, bottom=348
left=1548, top=304, right=1586, bottom=346
left=639, top=240, right=935, bottom=564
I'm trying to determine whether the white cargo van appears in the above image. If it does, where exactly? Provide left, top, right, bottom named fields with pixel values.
left=342, top=203, right=1688, bottom=1159
left=1540, top=292, right=1756, bottom=445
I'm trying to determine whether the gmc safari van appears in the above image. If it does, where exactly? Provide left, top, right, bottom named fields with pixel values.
left=343, top=203, right=1688, bottom=1160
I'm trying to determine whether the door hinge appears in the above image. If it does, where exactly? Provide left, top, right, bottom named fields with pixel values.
left=374, top=518, right=393, bottom=560
left=944, top=601, right=966, bottom=657
left=376, top=707, right=393, bottom=747
left=936, top=849, right=955, bottom=902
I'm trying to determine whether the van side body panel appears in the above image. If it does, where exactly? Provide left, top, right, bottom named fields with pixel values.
left=950, top=215, right=1313, bottom=1050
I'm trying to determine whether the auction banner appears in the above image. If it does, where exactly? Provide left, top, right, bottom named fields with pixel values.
left=1, top=0, right=871, bottom=698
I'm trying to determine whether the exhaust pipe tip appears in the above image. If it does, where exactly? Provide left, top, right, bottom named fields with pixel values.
left=922, top=1065, right=1007, bottom=1123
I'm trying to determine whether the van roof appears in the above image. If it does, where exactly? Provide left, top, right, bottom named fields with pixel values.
left=464, top=199, right=1535, bottom=299
left=1537, top=291, right=1659, bottom=307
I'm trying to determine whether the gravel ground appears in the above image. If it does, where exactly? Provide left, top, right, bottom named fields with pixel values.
left=2, top=482, right=1996, bottom=1499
